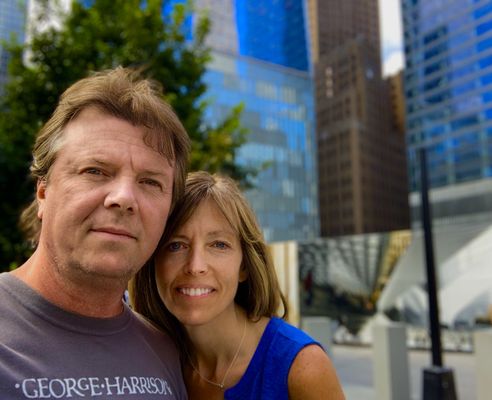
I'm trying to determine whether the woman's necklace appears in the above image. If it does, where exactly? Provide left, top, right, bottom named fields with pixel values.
left=188, top=318, right=247, bottom=390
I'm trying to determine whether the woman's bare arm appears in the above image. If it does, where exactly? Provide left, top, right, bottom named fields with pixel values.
left=288, top=344, right=345, bottom=400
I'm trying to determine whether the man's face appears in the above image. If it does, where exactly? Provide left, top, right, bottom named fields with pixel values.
left=37, top=107, right=174, bottom=286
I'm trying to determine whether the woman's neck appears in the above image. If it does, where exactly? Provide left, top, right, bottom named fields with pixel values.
left=183, top=311, right=270, bottom=395
left=185, top=307, right=248, bottom=366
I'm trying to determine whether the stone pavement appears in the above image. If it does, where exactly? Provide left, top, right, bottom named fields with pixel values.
left=331, top=344, right=476, bottom=400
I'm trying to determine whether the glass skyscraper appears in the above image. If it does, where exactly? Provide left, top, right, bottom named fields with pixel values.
left=10, top=0, right=317, bottom=242
left=204, top=53, right=318, bottom=241
left=0, top=0, right=27, bottom=90
left=194, top=0, right=319, bottom=241
left=403, top=0, right=492, bottom=223
left=235, top=0, right=309, bottom=71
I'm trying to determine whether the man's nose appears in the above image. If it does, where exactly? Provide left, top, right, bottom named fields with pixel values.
left=104, top=178, right=138, bottom=213
left=184, top=246, right=208, bottom=276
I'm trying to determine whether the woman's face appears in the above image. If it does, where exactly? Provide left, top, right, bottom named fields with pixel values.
left=155, top=198, right=247, bottom=327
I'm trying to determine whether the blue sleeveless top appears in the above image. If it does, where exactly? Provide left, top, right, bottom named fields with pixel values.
left=224, top=317, right=320, bottom=400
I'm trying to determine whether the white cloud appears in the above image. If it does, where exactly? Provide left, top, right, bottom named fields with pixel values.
left=379, top=0, right=405, bottom=76
left=384, top=51, right=404, bottom=76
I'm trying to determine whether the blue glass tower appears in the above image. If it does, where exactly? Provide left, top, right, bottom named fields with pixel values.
left=235, top=0, right=309, bottom=71
left=204, top=53, right=318, bottom=241
left=0, top=0, right=27, bottom=90
left=195, top=0, right=318, bottom=241
left=403, top=0, right=492, bottom=223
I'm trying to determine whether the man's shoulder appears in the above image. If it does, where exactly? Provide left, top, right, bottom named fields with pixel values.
left=127, top=307, right=180, bottom=361
left=128, top=307, right=173, bottom=341
left=0, top=272, right=13, bottom=285
left=130, top=308, right=160, bottom=332
left=0, top=272, right=25, bottom=306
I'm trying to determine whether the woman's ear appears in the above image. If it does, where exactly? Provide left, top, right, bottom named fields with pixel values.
left=239, top=264, right=249, bottom=283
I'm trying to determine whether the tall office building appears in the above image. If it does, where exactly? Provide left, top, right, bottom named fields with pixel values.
left=0, top=0, right=28, bottom=91
left=388, top=71, right=407, bottom=136
left=403, top=0, right=492, bottom=225
left=193, top=0, right=319, bottom=242
left=310, top=0, right=409, bottom=237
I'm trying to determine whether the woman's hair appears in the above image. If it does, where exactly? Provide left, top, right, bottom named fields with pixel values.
left=20, top=67, right=190, bottom=244
left=131, top=171, right=288, bottom=353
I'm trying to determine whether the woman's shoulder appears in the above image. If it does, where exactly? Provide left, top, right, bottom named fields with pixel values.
left=270, top=317, right=319, bottom=347
left=266, top=318, right=345, bottom=399
left=287, top=342, right=345, bottom=400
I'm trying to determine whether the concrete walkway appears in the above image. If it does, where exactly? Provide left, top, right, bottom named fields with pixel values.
left=331, top=344, right=476, bottom=400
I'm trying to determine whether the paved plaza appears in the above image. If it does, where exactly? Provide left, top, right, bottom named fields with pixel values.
left=331, top=345, right=476, bottom=400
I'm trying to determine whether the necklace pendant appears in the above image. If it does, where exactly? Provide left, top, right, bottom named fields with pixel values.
left=218, top=383, right=225, bottom=389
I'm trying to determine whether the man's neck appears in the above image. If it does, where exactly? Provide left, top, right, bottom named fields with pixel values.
left=12, top=252, right=125, bottom=318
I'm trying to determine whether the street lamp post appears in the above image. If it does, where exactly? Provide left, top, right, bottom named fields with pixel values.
left=419, top=147, right=457, bottom=400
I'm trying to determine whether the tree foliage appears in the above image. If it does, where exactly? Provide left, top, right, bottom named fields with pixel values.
left=0, top=0, right=251, bottom=269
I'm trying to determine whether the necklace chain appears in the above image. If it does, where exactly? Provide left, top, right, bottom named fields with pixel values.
left=188, top=318, right=247, bottom=390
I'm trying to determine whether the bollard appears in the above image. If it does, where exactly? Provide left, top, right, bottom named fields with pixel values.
left=373, top=321, right=410, bottom=400
left=474, top=329, right=492, bottom=400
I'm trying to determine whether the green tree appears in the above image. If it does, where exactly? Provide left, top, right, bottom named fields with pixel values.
left=0, top=0, right=252, bottom=270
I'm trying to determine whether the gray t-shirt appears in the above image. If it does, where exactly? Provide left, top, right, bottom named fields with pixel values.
left=0, top=273, right=187, bottom=399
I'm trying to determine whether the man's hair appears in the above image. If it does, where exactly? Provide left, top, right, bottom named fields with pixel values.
left=20, top=67, right=190, bottom=244
left=131, top=171, right=288, bottom=354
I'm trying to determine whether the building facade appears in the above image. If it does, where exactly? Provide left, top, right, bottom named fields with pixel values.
left=0, top=0, right=28, bottom=91
left=403, top=0, right=492, bottom=225
left=194, top=0, right=319, bottom=241
left=310, top=0, right=409, bottom=236
left=387, top=70, right=407, bottom=136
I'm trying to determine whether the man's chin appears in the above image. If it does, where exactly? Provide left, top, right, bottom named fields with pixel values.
left=71, top=258, right=140, bottom=283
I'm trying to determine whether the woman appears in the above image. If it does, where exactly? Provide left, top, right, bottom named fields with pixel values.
left=132, top=171, right=345, bottom=399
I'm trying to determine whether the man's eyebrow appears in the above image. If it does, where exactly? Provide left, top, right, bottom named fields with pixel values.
left=83, top=158, right=171, bottom=178
left=140, top=170, right=170, bottom=179
left=206, top=230, right=237, bottom=239
left=88, top=158, right=110, bottom=166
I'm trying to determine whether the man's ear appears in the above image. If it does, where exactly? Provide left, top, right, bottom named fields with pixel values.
left=36, top=179, right=47, bottom=219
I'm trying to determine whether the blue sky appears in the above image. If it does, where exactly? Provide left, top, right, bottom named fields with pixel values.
left=379, top=0, right=404, bottom=76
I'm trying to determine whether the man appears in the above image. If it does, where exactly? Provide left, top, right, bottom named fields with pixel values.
left=0, top=68, right=190, bottom=399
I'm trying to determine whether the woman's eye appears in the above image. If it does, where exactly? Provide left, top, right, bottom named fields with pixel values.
left=168, top=242, right=182, bottom=252
left=213, top=241, right=229, bottom=250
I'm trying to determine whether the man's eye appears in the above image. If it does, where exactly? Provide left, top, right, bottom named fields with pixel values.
left=84, top=168, right=103, bottom=175
left=142, top=179, right=162, bottom=189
